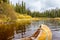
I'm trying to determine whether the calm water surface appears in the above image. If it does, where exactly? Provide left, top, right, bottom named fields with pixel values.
left=13, top=20, right=60, bottom=40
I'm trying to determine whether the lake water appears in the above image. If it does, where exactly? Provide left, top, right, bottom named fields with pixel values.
left=13, top=20, right=60, bottom=40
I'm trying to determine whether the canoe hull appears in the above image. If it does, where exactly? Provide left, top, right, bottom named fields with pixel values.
left=37, top=24, right=52, bottom=40
left=20, top=24, right=52, bottom=40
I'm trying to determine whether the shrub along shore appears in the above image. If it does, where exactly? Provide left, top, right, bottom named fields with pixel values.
left=0, top=2, right=32, bottom=40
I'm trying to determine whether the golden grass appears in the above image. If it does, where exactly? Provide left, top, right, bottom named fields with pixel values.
left=0, top=3, right=17, bottom=20
left=0, top=3, right=32, bottom=40
left=0, top=22, right=15, bottom=40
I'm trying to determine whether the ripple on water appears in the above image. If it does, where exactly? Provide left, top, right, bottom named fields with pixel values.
left=52, top=30, right=60, bottom=40
left=12, top=20, right=60, bottom=40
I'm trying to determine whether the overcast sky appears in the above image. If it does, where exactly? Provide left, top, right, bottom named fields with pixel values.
left=10, top=0, right=60, bottom=12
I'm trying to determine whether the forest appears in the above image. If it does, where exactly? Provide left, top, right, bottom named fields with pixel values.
left=13, top=1, right=60, bottom=18
left=0, top=0, right=60, bottom=18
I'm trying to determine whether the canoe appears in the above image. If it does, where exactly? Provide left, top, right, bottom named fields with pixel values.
left=37, top=24, right=52, bottom=40
left=20, top=24, right=52, bottom=40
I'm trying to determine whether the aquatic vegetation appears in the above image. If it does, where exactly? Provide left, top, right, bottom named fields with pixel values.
left=0, top=22, right=15, bottom=40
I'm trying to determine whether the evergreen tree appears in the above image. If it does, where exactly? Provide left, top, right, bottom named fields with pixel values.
left=14, top=1, right=26, bottom=14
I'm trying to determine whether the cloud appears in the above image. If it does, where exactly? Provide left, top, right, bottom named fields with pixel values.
left=27, top=1, right=42, bottom=11
left=10, top=0, right=18, bottom=4
left=10, top=0, right=60, bottom=12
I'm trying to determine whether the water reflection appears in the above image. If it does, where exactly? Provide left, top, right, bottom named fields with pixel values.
left=44, top=20, right=60, bottom=29
left=13, top=20, right=60, bottom=40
